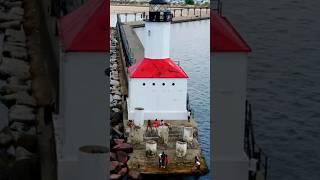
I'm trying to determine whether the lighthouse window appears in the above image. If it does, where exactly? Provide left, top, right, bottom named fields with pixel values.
left=152, top=83, right=155, bottom=86
left=148, top=30, right=151, bottom=36
left=172, top=83, right=175, bottom=86
left=142, top=83, right=146, bottom=86
left=162, top=83, right=165, bottom=86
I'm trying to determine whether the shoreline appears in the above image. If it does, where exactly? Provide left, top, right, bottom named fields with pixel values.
left=111, top=5, right=209, bottom=16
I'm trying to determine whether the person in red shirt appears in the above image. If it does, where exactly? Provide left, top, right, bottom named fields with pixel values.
left=153, top=119, right=159, bottom=131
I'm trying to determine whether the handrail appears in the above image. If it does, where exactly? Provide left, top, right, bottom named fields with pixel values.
left=116, top=14, right=134, bottom=66
left=245, top=100, right=268, bottom=180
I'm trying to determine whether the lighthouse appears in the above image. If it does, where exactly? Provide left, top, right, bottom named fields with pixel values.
left=127, top=0, right=189, bottom=124
left=212, top=12, right=252, bottom=180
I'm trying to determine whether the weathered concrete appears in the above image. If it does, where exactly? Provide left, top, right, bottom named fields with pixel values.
left=127, top=148, right=208, bottom=175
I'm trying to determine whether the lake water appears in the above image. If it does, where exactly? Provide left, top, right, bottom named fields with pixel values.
left=222, top=0, right=320, bottom=180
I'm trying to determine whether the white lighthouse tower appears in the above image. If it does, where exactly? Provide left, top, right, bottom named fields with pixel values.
left=127, top=0, right=189, bottom=123
left=212, top=12, right=252, bottom=180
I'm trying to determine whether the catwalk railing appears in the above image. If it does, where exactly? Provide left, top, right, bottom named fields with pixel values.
left=245, top=100, right=269, bottom=180
left=116, top=14, right=134, bottom=66
left=117, top=7, right=209, bottom=23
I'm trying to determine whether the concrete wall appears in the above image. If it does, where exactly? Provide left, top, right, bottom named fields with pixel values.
left=59, top=52, right=108, bottom=158
left=212, top=52, right=249, bottom=180
left=128, top=78, right=188, bottom=120
left=145, top=21, right=171, bottom=59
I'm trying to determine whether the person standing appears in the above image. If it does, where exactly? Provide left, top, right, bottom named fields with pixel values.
left=160, top=120, right=164, bottom=126
left=165, top=154, right=168, bottom=168
left=147, top=119, right=152, bottom=132
left=153, top=119, right=159, bottom=132
left=158, top=153, right=162, bottom=168
left=194, top=155, right=201, bottom=170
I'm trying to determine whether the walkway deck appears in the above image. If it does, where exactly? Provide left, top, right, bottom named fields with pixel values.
left=124, top=119, right=208, bottom=176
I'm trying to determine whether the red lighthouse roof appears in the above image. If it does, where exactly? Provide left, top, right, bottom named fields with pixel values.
left=128, top=58, right=188, bottom=78
left=211, top=12, right=251, bottom=52
left=58, top=0, right=108, bottom=52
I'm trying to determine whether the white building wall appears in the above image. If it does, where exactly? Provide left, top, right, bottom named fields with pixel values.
left=145, top=22, right=171, bottom=59
left=128, top=78, right=188, bottom=120
left=212, top=52, right=249, bottom=180
left=60, top=52, right=108, bottom=158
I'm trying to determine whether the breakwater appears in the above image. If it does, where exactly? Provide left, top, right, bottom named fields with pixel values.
left=0, top=0, right=41, bottom=179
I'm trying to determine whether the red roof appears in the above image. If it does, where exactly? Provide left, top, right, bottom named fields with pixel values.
left=211, top=12, right=251, bottom=52
left=128, top=58, right=188, bottom=78
left=58, top=0, right=109, bottom=52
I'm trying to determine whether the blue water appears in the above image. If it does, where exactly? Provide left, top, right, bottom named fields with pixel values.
left=223, top=0, right=320, bottom=179
left=135, top=20, right=210, bottom=180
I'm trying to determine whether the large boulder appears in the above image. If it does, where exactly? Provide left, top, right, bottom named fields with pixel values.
left=128, top=170, right=141, bottom=180
left=3, top=1, right=23, bottom=9
left=112, top=143, right=133, bottom=153
left=9, top=121, right=25, bottom=132
left=1, top=91, right=37, bottom=106
left=110, top=161, right=121, bottom=173
left=3, top=43, right=28, bottom=60
left=0, top=128, right=14, bottom=147
left=112, top=95, right=121, bottom=101
left=16, top=134, right=37, bottom=153
left=7, top=145, right=15, bottom=156
left=111, top=112, right=122, bottom=124
left=116, top=151, right=128, bottom=164
left=15, top=146, right=34, bottom=161
left=0, top=57, right=30, bottom=79
left=113, top=138, right=124, bottom=145
left=110, top=80, right=120, bottom=86
left=110, top=174, right=121, bottom=180
left=8, top=105, right=36, bottom=124
left=0, top=84, right=31, bottom=94
left=110, top=152, right=117, bottom=161
left=0, top=21, right=21, bottom=30
left=118, top=167, right=128, bottom=176
left=9, top=7, right=24, bottom=17
left=0, top=11, right=22, bottom=22
left=5, top=28, right=26, bottom=43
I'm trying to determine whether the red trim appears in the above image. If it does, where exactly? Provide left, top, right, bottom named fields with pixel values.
left=58, top=0, right=109, bottom=52
left=128, top=58, right=188, bottom=78
left=211, top=12, right=251, bottom=53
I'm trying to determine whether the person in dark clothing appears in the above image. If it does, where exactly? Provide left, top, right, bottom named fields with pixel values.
left=160, top=120, right=164, bottom=126
left=194, top=155, right=201, bottom=169
left=165, top=154, right=168, bottom=168
left=147, top=119, right=152, bottom=132
left=158, top=153, right=162, bottom=168
left=159, top=151, right=165, bottom=168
